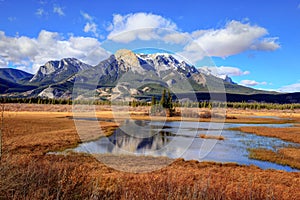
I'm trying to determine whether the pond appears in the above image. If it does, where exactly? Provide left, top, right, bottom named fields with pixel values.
left=70, top=119, right=299, bottom=172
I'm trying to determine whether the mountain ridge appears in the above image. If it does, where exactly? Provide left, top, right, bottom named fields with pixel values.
left=0, top=68, right=33, bottom=83
left=0, top=50, right=285, bottom=102
left=30, top=58, right=92, bottom=85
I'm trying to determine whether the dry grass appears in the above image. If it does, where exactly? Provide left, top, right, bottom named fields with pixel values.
left=1, top=104, right=300, bottom=199
left=280, top=147, right=300, bottom=160
left=4, top=103, right=296, bottom=124
left=230, top=126, right=300, bottom=144
left=199, top=134, right=225, bottom=140
left=2, top=112, right=117, bottom=155
left=249, top=148, right=300, bottom=169
left=1, top=154, right=300, bottom=200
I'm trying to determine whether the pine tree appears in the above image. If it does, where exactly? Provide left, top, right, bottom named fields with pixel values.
left=150, top=96, right=157, bottom=114
left=160, top=89, right=166, bottom=107
left=151, top=96, right=156, bottom=106
left=167, top=90, right=175, bottom=116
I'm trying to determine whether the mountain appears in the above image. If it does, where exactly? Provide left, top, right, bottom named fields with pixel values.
left=24, top=58, right=93, bottom=98
left=0, top=68, right=36, bottom=94
left=0, top=49, right=283, bottom=102
left=0, top=68, right=33, bottom=83
left=72, top=49, right=265, bottom=101
left=93, top=49, right=201, bottom=88
left=30, top=58, right=92, bottom=85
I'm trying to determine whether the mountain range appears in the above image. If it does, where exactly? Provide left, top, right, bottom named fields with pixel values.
left=0, top=49, right=299, bottom=103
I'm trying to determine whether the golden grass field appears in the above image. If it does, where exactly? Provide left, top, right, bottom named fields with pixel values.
left=1, top=103, right=300, bottom=199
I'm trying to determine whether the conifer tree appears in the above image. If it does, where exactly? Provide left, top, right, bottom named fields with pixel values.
left=160, top=89, right=166, bottom=107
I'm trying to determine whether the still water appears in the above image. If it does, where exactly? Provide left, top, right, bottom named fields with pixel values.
left=71, top=120, right=299, bottom=172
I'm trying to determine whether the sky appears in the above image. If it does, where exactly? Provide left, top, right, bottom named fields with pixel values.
left=0, top=0, right=300, bottom=92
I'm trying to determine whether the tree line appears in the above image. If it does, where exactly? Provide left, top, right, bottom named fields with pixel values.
left=1, top=96, right=300, bottom=110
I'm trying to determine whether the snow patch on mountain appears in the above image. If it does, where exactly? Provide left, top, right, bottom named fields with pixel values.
left=199, top=67, right=236, bottom=84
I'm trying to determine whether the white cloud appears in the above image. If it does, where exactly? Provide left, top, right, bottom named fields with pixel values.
left=81, top=12, right=100, bottom=38
left=187, top=20, right=280, bottom=58
left=201, top=66, right=250, bottom=77
left=0, top=59, right=8, bottom=68
left=278, top=82, right=300, bottom=93
left=36, top=8, right=46, bottom=17
left=240, top=79, right=267, bottom=86
left=105, top=13, right=280, bottom=62
left=163, top=32, right=190, bottom=44
left=107, top=12, right=178, bottom=43
left=250, top=37, right=280, bottom=51
left=81, top=12, right=93, bottom=21
left=84, top=22, right=97, bottom=35
left=53, top=5, right=65, bottom=16
left=0, top=30, right=110, bottom=73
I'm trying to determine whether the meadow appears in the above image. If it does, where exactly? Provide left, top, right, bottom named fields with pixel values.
left=0, top=103, right=300, bottom=199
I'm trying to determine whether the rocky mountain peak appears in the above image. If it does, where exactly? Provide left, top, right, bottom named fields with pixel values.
left=29, top=58, right=91, bottom=84
left=115, top=49, right=140, bottom=70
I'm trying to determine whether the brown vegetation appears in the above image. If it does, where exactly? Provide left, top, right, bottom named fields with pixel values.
left=199, top=134, right=225, bottom=140
left=1, top=154, right=300, bottom=199
left=230, top=126, right=300, bottom=144
left=249, top=148, right=300, bottom=169
left=1, top=104, right=300, bottom=199
left=2, top=112, right=117, bottom=155
left=4, top=103, right=297, bottom=124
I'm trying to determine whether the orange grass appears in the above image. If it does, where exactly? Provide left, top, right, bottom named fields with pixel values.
left=2, top=112, right=117, bottom=155
left=1, top=154, right=300, bottom=200
left=249, top=148, right=300, bottom=169
left=4, top=103, right=295, bottom=124
left=230, top=126, right=300, bottom=144
left=199, top=134, right=225, bottom=140
left=1, top=104, right=300, bottom=199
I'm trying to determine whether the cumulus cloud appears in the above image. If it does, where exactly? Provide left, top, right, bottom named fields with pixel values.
left=107, top=12, right=178, bottom=43
left=240, top=80, right=267, bottom=86
left=201, top=66, right=250, bottom=77
left=187, top=20, right=280, bottom=58
left=0, top=30, right=110, bottom=73
left=278, top=82, right=300, bottom=93
left=81, top=12, right=100, bottom=38
left=105, top=14, right=280, bottom=61
left=250, top=37, right=280, bottom=51
left=53, top=5, right=65, bottom=16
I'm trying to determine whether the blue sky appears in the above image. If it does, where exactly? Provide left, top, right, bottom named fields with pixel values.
left=0, top=0, right=300, bottom=92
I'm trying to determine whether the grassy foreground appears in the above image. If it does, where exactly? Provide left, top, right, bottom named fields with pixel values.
left=1, top=104, right=300, bottom=199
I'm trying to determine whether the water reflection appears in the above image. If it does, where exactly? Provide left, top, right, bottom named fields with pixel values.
left=71, top=119, right=299, bottom=172
left=109, top=128, right=174, bottom=153
left=74, top=120, right=178, bottom=156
